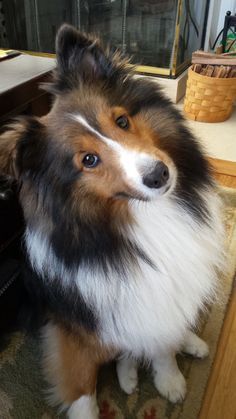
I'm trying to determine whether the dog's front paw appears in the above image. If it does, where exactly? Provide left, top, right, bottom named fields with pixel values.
left=182, top=331, right=209, bottom=359
left=67, top=395, right=99, bottom=419
left=116, top=357, right=138, bottom=395
left=153, top=370, right=186, bottom=403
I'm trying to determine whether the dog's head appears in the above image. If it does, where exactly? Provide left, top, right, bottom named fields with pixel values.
left=0, top=24, right=211, bottom=225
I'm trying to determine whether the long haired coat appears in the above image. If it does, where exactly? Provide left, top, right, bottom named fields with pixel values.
left=0, top=25, right=224, bottom=419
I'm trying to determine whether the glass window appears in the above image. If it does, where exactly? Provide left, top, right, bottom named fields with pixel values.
left=1, top=0, right=209, bottom=77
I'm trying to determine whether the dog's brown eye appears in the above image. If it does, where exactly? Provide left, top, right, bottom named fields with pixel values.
left=116, top=115, right=129, bottom=130
left=82, top=154, right=99, bottom=168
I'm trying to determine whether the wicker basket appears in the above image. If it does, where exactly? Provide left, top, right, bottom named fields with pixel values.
left=184, top=67, right=236, bottom=122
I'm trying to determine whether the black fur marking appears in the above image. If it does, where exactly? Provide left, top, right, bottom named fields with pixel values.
left=23, top=261, right=97, bottom=332
left=51, top=215, right=156, bottom=276
left=157, top=123, right=213, bottom=220
left=107, top=77, right=173, bottom=116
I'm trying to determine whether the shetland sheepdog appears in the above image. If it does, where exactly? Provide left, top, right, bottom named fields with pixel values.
left=0, top=25, right=224, bottom=419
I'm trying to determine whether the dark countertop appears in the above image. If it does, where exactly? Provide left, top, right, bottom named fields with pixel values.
left=0, top=54, right=55, bottom=94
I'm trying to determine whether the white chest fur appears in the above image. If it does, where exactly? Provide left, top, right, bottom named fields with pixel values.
left=83, top=193, right=224, bottom=357
left=25, top=191, right=224, bottom=358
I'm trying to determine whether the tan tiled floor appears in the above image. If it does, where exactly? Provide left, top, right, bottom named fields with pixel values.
left=177, top=102, right=236, bottom=162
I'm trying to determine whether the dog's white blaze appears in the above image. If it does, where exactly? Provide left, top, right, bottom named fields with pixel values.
left=26, top=189, right=224, bottom=359
left=70, top=113, right=172, bottom=197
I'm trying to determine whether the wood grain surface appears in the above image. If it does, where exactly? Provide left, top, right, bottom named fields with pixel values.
left=199, top=162, right=236, bottom=419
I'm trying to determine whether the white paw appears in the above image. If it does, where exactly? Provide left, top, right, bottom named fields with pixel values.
left=154, top=370, right=186, bottom=403
left=67, top=395, right=99, bottom=419
left=119, top=367, right=138, bottom=395
left=116, top=358, right=138, bottom=395
left=182, top=333, right=209, bottom=359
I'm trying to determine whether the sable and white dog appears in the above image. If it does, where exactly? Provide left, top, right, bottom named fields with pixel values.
left=0, top=25, right=224, bottom=419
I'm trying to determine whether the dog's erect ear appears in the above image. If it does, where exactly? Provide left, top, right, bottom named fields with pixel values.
left=51, top=24, right=114, bottom=92
left=56, top=24, right=101, bottom=76
left=0, top=117, right=45, bottom=180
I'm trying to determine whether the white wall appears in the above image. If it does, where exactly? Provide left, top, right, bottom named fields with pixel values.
left=204, top=0, right=236, bottom=51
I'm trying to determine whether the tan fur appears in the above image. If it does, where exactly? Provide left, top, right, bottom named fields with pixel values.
left=43, top=323, right=117, bottom=406
left=0, top=122, right=26, bottom=176
left=98, top=106, right=172, bottom=164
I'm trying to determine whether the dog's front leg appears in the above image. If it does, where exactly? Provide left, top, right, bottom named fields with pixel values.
left=152, top=350, right=186, bottom=403
left=116, top=354, right=138, bottom=394
left=42, top=322, right=115, bottom=419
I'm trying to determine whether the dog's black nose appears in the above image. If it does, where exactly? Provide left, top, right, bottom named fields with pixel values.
left=143, top=162, right=169, bottom=189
